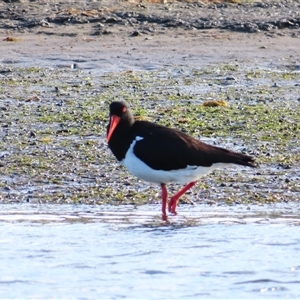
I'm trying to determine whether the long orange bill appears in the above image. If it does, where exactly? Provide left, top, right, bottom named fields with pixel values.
left=107, top=115, right=121, bottom=142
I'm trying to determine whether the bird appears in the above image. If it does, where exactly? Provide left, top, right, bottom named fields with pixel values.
left=107, top=100, right=256, bottom=220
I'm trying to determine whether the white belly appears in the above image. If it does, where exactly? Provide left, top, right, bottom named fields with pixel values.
left=122, top=137, right=228, bottom=184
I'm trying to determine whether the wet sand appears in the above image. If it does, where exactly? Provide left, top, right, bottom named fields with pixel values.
left=1, top=30, right=300, bottom=72
left=1, top=0, right=299, bottom=71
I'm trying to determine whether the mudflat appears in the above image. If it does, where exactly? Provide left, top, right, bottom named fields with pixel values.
left=0, top=0, right=299, bottom=205
left=1, top=0, right=300, bottom=69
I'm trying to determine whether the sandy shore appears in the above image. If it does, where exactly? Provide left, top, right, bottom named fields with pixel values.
left=1, top=0, right=299, bottom=71
left=1, top=29, right=300, bottom=72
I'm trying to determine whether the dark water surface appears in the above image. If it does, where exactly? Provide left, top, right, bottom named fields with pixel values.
left=1, top=204, right=300, bottom=299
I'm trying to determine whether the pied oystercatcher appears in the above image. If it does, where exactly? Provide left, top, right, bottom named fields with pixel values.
left=107, top=101, right=256, bottom=219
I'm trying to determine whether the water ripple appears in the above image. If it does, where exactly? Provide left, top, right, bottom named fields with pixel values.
left=0, top=203, right=299, bottom=226
left=0, top=203, right=300, bottom=298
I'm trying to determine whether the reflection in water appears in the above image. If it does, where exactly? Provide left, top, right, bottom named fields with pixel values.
left=0, top=203, right=299, bottom=226
left=0, top=203, right=300, bottom=299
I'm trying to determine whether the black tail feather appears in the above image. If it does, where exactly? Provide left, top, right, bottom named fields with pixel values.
left=224, top=150, right=257, bottom=168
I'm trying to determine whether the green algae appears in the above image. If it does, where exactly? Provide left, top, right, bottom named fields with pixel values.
left=0, top=63, right=299, bottom=206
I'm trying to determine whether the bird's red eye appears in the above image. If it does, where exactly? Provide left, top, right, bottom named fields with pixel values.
left=122, top=107, right=127, bottom=113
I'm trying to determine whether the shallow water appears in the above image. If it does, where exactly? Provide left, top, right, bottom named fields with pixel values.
left=1, top=204, right=300, bottom=299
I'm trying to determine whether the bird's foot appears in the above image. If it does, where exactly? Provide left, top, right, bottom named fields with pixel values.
left=169, top=208, right=178, bottom=215
left=168, top=197, right=178, bottom=215
left=162, top=213, right=169, bottom=221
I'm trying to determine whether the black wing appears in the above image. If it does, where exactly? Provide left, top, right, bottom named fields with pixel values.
left=132, top=121, right=255, bottom=171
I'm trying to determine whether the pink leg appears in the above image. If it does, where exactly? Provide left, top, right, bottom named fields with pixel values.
left=161, top=183, right=168, bottom=220
left=168, top=181, right=198, bottom=214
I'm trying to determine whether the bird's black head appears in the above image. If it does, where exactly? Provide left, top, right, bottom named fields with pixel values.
left=107, top=101, right=134, bottom=142
left=109, top=101, right=131, bottom=118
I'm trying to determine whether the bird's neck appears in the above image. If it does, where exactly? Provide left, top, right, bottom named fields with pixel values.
left=108, top=119, right=135, bottom=161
